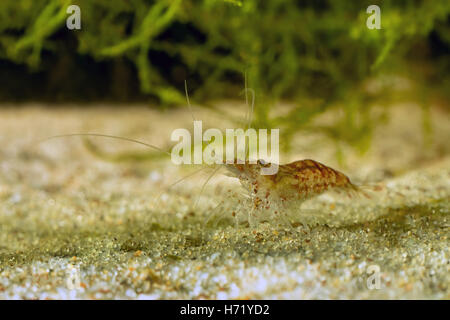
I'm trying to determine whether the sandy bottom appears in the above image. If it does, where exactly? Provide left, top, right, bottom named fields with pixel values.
left=0, top=102, right=448, bottom=299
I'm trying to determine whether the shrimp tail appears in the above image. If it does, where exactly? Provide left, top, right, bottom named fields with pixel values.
left=352, top=183, right=386, bottom=199
left=335, top=183, right=379, bottom=200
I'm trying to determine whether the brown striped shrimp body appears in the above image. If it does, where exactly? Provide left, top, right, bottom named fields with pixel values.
left=223, top=159, right=362, bottom=226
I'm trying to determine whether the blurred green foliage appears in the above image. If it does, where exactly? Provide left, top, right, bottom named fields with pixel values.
left=0, top=0, right=449, bottom=154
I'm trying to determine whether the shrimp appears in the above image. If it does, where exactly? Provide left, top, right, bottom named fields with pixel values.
left=209, top=158, right=369, bottom=227
left=38, top=77, right=374, bottom=228
left=36, top=130, right=377, bottom=228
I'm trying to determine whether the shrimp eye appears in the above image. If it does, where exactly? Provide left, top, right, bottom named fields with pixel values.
left=257, top=159, right=269, bottom=166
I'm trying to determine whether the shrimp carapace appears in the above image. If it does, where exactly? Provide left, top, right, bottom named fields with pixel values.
left=219, top=158, right=366, bottom=225
left=225, top=159, right=357, bottom=199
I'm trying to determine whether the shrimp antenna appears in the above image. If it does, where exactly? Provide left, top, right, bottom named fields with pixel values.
left=193, top=166, right=221, bottom=210
left=245, top=72, right=249, bottom=125
left=38, top=133, right=172, bottom=156
left=39, top=133, right=214, bottom=207
left=244, top=72, right=255, bottom=131
left=153, top=166, right=211, bottom=206
left=185, top=80, right=196, bottom=122
left=242, top=72, right=255, bottom=159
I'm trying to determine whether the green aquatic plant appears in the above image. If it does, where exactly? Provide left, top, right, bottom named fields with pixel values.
left=0, top=0, right=448, bottom=155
